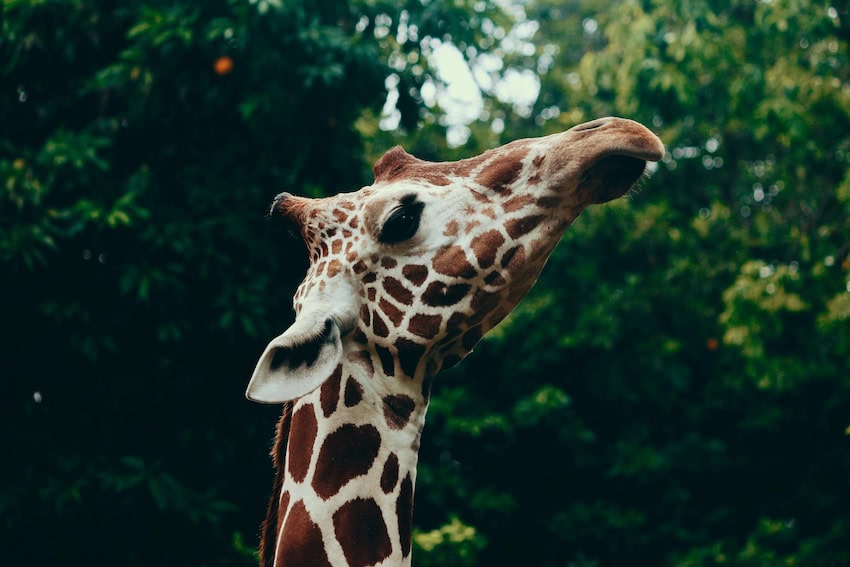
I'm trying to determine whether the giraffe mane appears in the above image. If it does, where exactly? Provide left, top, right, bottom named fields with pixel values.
left=259, top=401, right=293, bottom=567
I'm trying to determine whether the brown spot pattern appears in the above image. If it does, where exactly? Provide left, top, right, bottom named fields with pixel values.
left=503, top=194, right=534, bottom=212
left=443, top=220, right=459, bottom=236
left=402, top=264, right=428, bottom=287
left=398, top=474, right=414, bottom=558
left=422, top=374, right=434, bottom=401
left=381, top=453, right=400, bottom=493
left=276, top=490, right=291, bottom=534
left=277, top=500, right=332, bottom=567
left=485, top=271, right=507, bottom=286
left=447, top=311, right=466, bottom=328
left=326, top=259, right=342, bottom=277
left=344, top=376, right=363, bottom=407
left=505, top=215, right=544, bottom=239
left=396, top=338, right=425, bottom=379
left=312, top=424, right=381, bottom=500
left=376, top=345, right=395, bottom=377
left=372, top=310, right=389, bottom=338
left=288, top=404, right=318, bottom=484
left=319, top=365, right=343, bottom=418
left=383, top=276, right=414, bottom=305
left=381, top=257, right=398, bottom=269
left=537, top=196, right=560, bottom=208
left=333, top=498, right=392, bottom=567
left=379, top=298, right=404, bottom=327
left=408, top=313, right=442, bottom=339
left=501, top=246, right=520, bottom=268
left=471, top=230, right=505, bottom=269
left=384, top=394, right=416, bottom=430
left=422, top=281, right=471, bottom=307
left=433, top=246, right=476, bottom=279
left=469, top=290, right=501, bottom=325
left=502, top=245, right=526, bottom=274
left=471, top=191, right=491, bottom=203
left=476, top=147, right=527, bottom=193
left=442, top=312, right=467, bottom=346
left=349, top=349, right=373, bottom=374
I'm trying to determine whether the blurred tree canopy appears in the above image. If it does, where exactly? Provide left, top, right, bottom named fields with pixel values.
left=2, top=0, right=849, bottom=566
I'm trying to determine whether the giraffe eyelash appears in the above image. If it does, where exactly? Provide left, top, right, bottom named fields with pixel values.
left=378, top=196, right=424, bottom=245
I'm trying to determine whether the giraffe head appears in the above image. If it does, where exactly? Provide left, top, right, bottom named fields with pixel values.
left=247, top=117, right=663, bottom=403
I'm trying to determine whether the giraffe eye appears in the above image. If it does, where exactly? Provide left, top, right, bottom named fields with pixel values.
left=379, top=198, right=424, bottom=244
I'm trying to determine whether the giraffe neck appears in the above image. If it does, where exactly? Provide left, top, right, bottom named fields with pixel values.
left=265, top=351, right=428, bottom=567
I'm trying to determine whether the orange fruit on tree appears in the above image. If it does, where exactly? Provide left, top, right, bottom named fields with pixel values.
left=214, top=56, right=234, bottom=75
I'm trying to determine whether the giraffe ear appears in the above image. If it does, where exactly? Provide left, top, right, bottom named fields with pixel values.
left=245, top=316, right=343, bottom=403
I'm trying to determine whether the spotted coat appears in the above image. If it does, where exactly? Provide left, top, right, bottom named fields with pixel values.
left=247, top=117, right=665, bottom=567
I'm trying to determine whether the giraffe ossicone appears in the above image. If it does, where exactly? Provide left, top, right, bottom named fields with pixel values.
left=247, top=117, right=664, bottom=567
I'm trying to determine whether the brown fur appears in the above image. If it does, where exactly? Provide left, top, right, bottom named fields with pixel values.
left=260, top=402, right=293, bottom=567
left=312, top=424, right=382, bottom=499
left=475, top=146, right=528, bottom=193
left=275, top=196, right=311, bottom=231
left=333, top=498, right=393, bottom=566
left=372, top=145, right=493, bottom=186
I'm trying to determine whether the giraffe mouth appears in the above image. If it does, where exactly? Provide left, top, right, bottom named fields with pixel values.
left=579, top=154, right=649, bottom=204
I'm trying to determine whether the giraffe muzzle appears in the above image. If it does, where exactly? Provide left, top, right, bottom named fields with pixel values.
left=559, top=117, right=665, bottom=204
left=580, top=154, right=650, bottom=204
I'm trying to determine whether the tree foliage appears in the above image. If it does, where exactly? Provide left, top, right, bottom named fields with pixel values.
left=412, top=1, right=850, bottom=565
left=2, top=0, right=849, bottom=565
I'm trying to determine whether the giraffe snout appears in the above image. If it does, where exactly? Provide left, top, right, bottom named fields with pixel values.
left=570, top=116, right=614, bottom=132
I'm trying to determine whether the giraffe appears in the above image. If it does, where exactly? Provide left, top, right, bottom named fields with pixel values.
left=246, top=117, right=664, bottom=567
